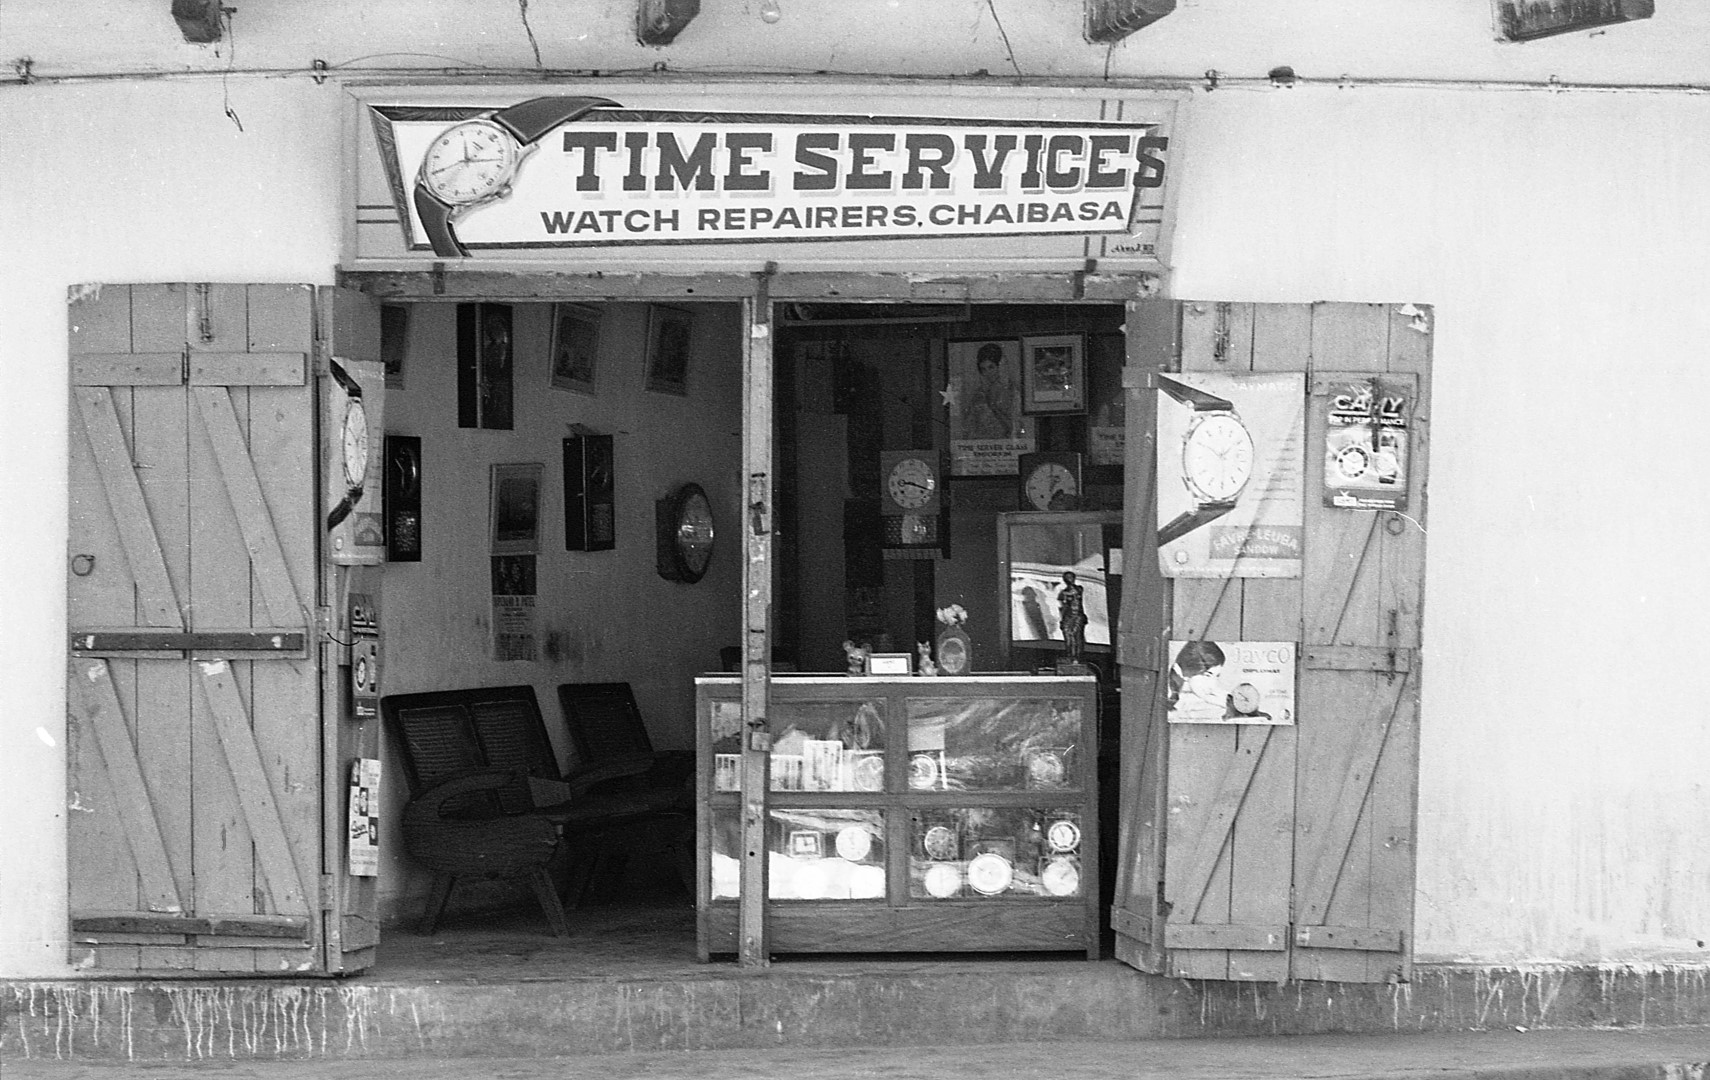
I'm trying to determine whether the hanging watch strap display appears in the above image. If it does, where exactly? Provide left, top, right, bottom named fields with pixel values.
left=413, top=96, right=615, bottom=257
left=1156, top=374, right=1255, bottom=547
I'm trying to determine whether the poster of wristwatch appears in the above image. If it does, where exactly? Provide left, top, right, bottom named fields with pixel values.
left=1323, top=374, right=1414, bottom=511
left=1155, top=372, right=1305, bottom=578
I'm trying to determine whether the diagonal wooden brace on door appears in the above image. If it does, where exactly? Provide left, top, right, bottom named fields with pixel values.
left=67, top=659, right=186, bottom=915
left=191, top=387, right=307, bottom=627
left=74, top=388, right=185, bottom=629
left=1170, top=725, right=1274, bottom=920
left=196, top=660, right=312, bottom=918
left=1295, top=666, right=1412, bottom=930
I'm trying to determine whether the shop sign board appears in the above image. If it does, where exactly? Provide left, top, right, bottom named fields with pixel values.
left=351, top=84, right=1178, bottom=268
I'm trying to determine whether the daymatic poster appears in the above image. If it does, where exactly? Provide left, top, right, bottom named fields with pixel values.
left=1323, top=375, right=1414, bottom=511
left=1166, top=640, right=1296, bottom=725
left=1156, top=372, right=1306, bottom=578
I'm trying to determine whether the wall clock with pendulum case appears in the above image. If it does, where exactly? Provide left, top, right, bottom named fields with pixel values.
left=879, top=450, right=945, bottom=559
left=564, top=431, right=615, bottom=552
left=1155, top=375, right=1255, bottom=546
left=1017, top=451, right=1083, bottom=512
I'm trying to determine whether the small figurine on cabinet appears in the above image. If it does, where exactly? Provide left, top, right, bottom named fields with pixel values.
left=1058, top=571, right=1087, bottom=663
left=916, top=642, right=937, bottom=676
left=842, top=640, right=871, bottom=677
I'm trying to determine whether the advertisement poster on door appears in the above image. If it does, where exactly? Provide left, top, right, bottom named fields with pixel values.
left=1166, top=640, right=1296, bottom=725
left=1155, top=371, right=1305, bottom=578
left=1323, top=375, right=1414, bottom=511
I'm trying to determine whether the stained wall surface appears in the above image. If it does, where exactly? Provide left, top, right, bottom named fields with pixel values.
left=4, top=1, right=1710, bottom=975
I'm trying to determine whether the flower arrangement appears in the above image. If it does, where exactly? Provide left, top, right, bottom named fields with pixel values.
left=935, top=604, right=968, bottom=627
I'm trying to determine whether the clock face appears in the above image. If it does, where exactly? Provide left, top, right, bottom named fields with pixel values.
left=1333, top=443, right=1371, bottom=481
left=420, top=119, right=521, bottom=205
left=1230, top=681, right=1263, bottom=715
left=1041, top=856, right=1080, bottom=897
left=886, top=457, right=936, bottom=510
left=1046, top=819, right=1082, bottom=853
left=674, top=488, right=715, bottom=579
left=341, top=400, right=369, bottom=488
left=1024, top=461, right=1078, bottom=511
left=1182, top=413, right=1254, bottom=502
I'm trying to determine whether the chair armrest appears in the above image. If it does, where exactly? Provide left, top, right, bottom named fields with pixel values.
left=403, top=768, right=517, bottom=825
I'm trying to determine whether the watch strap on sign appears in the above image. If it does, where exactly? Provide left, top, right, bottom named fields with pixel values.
left=1156, top=373, right=1234, bottom=413
left=415, top=96, right=617, bottom=257
left=1156, top=500, right=1237, bottom=547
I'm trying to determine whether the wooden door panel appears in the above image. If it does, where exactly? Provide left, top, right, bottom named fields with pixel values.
left=67, top=283, right=328, bottom=975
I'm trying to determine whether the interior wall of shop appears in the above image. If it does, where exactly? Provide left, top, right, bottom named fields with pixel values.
left=5, top=2, right=1710, bottom=975
left=374, top=301, right=741, bottom=909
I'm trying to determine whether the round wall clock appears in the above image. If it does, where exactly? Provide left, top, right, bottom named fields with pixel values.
left=886, top=456, right=938, bottom=511
left=967, top=852, right=1014, bottom=896
left=656, top=482, right=715, bottom=583
left=1017, top=451, right=1083, bottom=512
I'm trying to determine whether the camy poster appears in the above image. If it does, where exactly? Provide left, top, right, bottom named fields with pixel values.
left=1323, top=375, right=1414, bottom=511
left=1166, top=640, right=1296, bottom=725
left=1155, top=372, right=1306, bottom=578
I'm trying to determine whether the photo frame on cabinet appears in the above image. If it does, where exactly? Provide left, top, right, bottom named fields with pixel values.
left=490, top=462, right=543, bottom=555
left=1020, top=334, right=1086, bottom=415
left=549, top=303, right=601, bottom=395
left=645, top=304, right=693, bottom=396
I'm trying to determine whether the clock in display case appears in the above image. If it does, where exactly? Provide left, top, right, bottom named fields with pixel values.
left=695, top=673, right=1099, bottom=959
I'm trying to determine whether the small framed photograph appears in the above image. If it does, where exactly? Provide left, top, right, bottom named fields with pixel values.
left=490, top=462, right=544, bottom=555
left=1021, top=334, right=1086, bottom=414
left=645, top=304, right=693, bottom=396
left=549, top=303, right=601, bottom=395
left=866, top=652, right=913, bottom=676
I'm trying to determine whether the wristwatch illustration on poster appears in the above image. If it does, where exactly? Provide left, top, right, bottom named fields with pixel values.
left=1323, top=375, right=1414, bottom=512
left=1155, top=372, right=1305, bottom=578
left=1166, top=640, right=1296, bottom=725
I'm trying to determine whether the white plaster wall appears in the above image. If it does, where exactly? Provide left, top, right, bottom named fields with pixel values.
left=6, top=0, right=1710, bottom=975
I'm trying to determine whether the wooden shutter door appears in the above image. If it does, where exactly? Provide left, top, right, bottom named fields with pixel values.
left=1111, top=301, right=1429, bottom=984
left=1289, top=304, right=1428, bottom=983
left=67, top=283, right=330, bottom=975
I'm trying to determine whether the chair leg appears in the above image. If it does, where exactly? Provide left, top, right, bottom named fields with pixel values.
left=418, top=872, right=456, bottom=935
left=529, top=868, right=571, bottom=937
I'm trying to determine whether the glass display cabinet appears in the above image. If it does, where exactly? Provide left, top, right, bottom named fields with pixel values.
left=695, top=674, right=1099, bottom=959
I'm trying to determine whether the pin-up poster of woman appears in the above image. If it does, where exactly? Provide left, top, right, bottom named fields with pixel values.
left=946, top=339, right=1034, bottom=476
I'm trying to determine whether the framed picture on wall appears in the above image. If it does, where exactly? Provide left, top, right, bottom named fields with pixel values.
left=549, top=303, right=601, bottom=395
left=945, top=338, right=1034, bottom=477
left=490, top=462, right=543, bottom=555
left=1020, top=334, right=1086, bottom=414
left=645, top=305, right=693, bottom=396
left=380, top=303, right=409, bottom=389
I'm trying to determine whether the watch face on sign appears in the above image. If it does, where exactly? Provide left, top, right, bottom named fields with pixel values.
left=1230, top=681, right=1263, bottom=715
left=1024, top=462, right=1078, bottom=511
left=1182, top=413, right=1254, bottom=501
left=341, top=401, right=369, bottom=488
left=420, top=120, right=522, bottom=205
left=887, top=458, right=936, bottom=510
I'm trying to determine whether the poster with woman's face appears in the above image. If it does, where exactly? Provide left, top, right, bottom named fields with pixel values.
left=946, top=339, right=1034, bottom=475
left=1166, top=639, right=1296, bottom=725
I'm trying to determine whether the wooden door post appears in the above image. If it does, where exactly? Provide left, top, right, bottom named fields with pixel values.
left=738, top=274, right=775, bottom=968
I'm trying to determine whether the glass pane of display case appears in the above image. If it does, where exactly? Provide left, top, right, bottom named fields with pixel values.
left=709, top=698, right=887, bottom=793
left=908, top=808, right=1083, bottom=900
left=711, top=806, right=896, bottom=895
left=905, top=697, right=1081, bottom=792
left=708, top=807, right=887, bottom=901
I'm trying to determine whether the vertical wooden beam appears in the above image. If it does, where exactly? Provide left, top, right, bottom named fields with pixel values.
left=738, top=278, right=775, bottom=969
left=1085, top=0, right=1175, bottom=43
